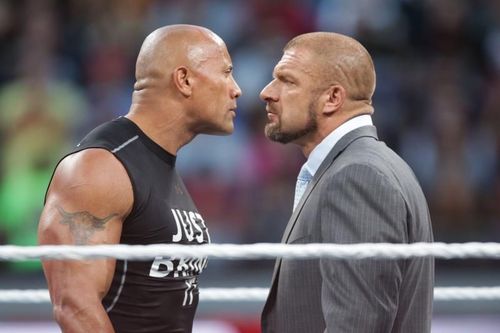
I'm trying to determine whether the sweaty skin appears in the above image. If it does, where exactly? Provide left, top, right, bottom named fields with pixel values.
left=128, top=25, right=241, bottom=153
left=134, top=26, right=227, bottom=90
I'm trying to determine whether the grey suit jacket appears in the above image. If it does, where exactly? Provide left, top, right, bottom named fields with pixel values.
left=261, top=126, right=434, bottom=333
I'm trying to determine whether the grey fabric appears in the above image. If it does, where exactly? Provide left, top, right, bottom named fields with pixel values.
left=261, top=126, right=434, bottom=333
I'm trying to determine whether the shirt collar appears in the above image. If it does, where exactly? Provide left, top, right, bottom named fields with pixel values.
left=304, top=115, right=373, bottom=177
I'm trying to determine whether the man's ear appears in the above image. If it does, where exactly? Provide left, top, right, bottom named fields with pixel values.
left=322, top=84, right=346, bottom=115
left=173, top=66, right=192, bottom=97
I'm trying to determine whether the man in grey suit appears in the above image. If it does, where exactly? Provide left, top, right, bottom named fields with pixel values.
left=260, top=32, right=434, bottom=332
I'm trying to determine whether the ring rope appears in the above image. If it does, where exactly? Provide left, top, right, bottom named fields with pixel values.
left=1, top=242, right=500, bottom=261
left=1, top=287, right=500, bottom=303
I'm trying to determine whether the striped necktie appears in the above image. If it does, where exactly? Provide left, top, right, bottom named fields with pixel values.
left=293, top=165, right=312, bottom=211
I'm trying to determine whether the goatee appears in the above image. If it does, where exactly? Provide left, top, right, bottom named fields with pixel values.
left=265, top=101, right=318, bottom=144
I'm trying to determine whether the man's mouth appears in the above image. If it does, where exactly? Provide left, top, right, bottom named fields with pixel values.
left=267, top=112, right=278, bottom=122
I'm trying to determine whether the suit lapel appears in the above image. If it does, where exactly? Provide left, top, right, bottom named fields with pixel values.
left=263, top=126, right=378, bottom=317
left=282, top=125, right=379, bottom=243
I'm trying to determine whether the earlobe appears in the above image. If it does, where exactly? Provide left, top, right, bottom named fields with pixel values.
left=322, top=85, right=345, bottom=115
left=173, top=67, right=192, bottom=97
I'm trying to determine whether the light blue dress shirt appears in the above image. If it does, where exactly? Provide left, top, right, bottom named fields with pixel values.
left=293, top=115, right=373, bottom=210
left=303, top=115, right=373, bottom=177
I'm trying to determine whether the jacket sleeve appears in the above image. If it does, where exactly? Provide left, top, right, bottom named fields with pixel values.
left=318, top=163, right=408, bottom=332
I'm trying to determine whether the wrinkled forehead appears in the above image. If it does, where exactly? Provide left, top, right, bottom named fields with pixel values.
left=274, top=48, right=316, bottom=77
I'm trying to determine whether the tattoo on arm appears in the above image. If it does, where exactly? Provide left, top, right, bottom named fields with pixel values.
left=57, top=206, right=118, bottom=245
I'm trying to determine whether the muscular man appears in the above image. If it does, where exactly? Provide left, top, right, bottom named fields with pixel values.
left=260, top=32, right=434, bottom=332
left=38, top=24, right=241, bottom=333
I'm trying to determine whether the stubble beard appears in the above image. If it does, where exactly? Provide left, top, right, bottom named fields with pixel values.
left=265, top=100, right=318, bottom=144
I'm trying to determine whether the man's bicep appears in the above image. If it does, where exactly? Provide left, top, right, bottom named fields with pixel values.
left=39, top=199, right=121, bottom=332
left=39, top=149, right=132, bottom=301
left=39, top=149, right=131, bottom=246
left=39, top=206, right=121, bottom=311
left=39, top=201, right=121, bottom=246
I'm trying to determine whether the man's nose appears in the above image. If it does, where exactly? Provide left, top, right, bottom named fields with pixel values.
left=260, top=81, right=277, bottom=102
left=231, top=78, right=242, bottom=99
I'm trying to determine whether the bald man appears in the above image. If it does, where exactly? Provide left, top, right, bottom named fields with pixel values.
left=260, top=32, right=433, bottom=332
left=38, top=25, right=241, bottom=333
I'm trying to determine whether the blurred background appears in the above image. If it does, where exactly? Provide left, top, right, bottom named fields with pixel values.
left=0, top=0, right=499, bottom=331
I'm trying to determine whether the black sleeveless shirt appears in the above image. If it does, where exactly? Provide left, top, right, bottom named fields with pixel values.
left=65, top=117, right=210, bottom=332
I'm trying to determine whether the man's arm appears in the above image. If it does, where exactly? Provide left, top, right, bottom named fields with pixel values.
left=38, top=149, right=133, bottom=333
left=319, top=164, right=407, bottom=332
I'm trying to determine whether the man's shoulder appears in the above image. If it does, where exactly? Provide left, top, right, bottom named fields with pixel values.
left=56, top=149, right=129, bottom=188
left=341, top=137, right=410, bottom=171
left=329, top=138, right=422, bottom=194
left=76, top=117, right=136, bottom=152
left=332, top=138, right=389, bottom=170
left=47, top=148, right=133, bottom=216
left=322, top=140, right=406, bottom=185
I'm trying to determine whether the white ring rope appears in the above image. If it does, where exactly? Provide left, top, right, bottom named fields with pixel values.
left=1, top=242, right=500, bottom=261
left=1, top=243, right=499, bottom=304
left=1, top=287, right=500, bottom=303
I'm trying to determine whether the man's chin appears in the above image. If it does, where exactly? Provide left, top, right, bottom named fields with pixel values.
left=202, top=123, right=234, bottom=136
left=265, top=126, right=315, bottom=144
left=265, top=128, right=291, bottom=144
left=264, top=125, right=278, bottom=141
left=217, top=126, right=234, bottom=136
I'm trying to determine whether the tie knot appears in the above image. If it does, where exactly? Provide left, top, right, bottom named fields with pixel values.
left=297, top=165, right=312, bottom=182
left=293, top=165, right=312, bottom=210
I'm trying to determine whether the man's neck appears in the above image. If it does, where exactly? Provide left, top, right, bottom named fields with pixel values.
left=125, top=106, right=195, bottom=156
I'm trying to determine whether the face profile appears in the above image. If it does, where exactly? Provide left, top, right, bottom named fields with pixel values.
left=260, top=47, right=320, bottom=144
left=260, top=32, right=377, bottom=150
left=132, top=25, right=242, bottom=139
left=188, top=38, right=241, bottom=135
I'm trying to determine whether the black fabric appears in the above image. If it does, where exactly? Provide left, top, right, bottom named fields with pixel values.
left=69, top=117, right=210, bottom=333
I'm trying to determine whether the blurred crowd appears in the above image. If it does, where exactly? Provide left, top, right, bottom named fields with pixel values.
left=0, top=0, right=499, bottom=272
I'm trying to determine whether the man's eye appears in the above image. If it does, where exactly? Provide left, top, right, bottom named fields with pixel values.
left=278, top=76, right=294, bottom=84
